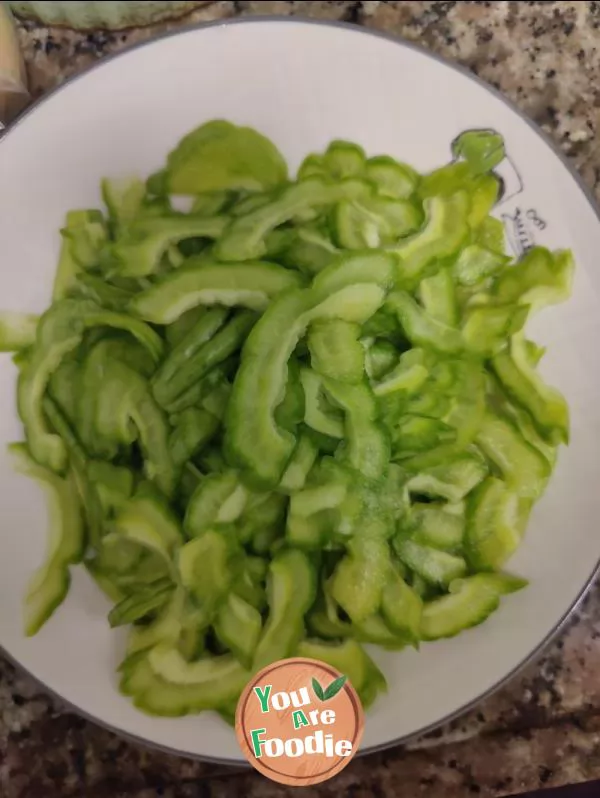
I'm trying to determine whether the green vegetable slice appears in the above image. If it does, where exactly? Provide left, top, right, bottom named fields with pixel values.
left=395, top=539, right=467, bottom=588
left=111, top=484, right=183, bottom=565
left=452, top=129, right=505, bottom=175
left=101, top=176, right=146, bottom=233
left=493, top=247, right=574, bottom=314
left=0, top=312, right=38, bottom=352
left=166, top=120, right=288, bottom=194
left=365, top=155, right=419, bottom=199
left=17, top=299, right=163, bottom=473
left=9, top=443, right=84, bottom=636
left=408, top=502, right=465, bottom=551
left=54, top=210, right=107, bottom=299
left=111, top=215, right=228, bottom=277
left=406, top=452, right=488, bottom=502
left=391, top=193, right=470, bottom=288
left=154, top=310, right=255, bottom=409
left=476, top=412, right=550, bottom=500
left=329, top=537, right=391, bottom=624
left=225, top=252, right=393, bottom=487
left=108, top=578, right=173, bottom=628
left=253, top=549, right=316, bottom=670
left=184, top=471, right=248, bottom=537
left=130, top=260, right=302, bottom=324
left=421, top=573, right=527, bottom=641
left=381, top=569, right=423, bottom=646
left=492, top=334, right=569, bottom=445
left=465, top=477, right=530, bottom=570
left=216, top=176, right=372, bottom=261
left=214, top=593, right=262, bottom=669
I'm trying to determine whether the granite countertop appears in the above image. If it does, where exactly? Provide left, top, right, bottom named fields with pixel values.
left=3, top=2, right=600, bottom=796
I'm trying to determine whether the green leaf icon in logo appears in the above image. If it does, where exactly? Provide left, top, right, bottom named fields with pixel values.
left=323, top=675, right=347, bottom=700
left=311, top=677, right=325, bottom=701
left=312, top=674, right=347, bottom=702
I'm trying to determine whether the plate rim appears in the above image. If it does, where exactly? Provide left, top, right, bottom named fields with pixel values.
left=2, top=14, right=599, bottom=767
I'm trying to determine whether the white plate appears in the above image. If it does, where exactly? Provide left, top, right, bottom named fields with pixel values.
left=1, top=18, right=599, bottom=764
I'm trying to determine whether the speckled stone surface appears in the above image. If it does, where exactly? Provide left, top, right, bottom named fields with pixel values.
left=4, top=2, right=600, bottom=796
